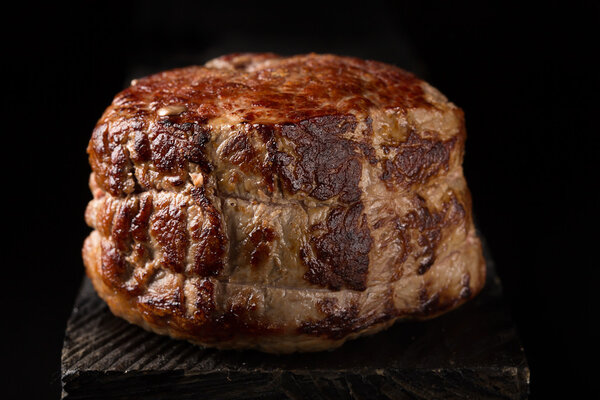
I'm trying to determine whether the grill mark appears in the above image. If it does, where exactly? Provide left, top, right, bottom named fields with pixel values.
left=301, top=203, right=373, bottom=291
left=150, top=196, right=189, bottom=273
left=190, top=186, right=227, bottom=277
left=130, top=194, right=153, bottom=242
left=100, top=239, right=135, bottom=294
left=137, top=270, right=187, bottom=327
left=193, top=278, right=216, bottom=323
left=419, top=288, right=441, bottom=315
left=111, top=197, right=137, bottom=252
left=138, top=284, right=185, bottom=318
left=299, top=293, right=396, bottom=339
left=380, top=131, right=457, bottom=188
left=246, top=226, right=276, bottom=268
left=417, top=256, right=435, bottom=275
left=132, top=130, right=151, bottom=162
left=97, top=196, right=116, bottom=237
left=221, top=132, right=258, bottom=171
left=274, top=115, right=362, bottom=203
left=460, top=273, right=472, bottom=299
left=88, top=122, right=135, bottom=197
left=396, top=192, right=467, bottom=276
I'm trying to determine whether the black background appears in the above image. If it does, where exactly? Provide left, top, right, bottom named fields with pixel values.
left=4, top=1, right=594, bottom=398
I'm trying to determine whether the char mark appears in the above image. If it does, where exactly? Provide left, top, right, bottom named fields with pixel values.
left=301, top=202, right=373, bottom=291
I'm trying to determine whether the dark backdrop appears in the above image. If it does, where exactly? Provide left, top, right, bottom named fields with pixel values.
left=4, top=1, right=594, bottom=398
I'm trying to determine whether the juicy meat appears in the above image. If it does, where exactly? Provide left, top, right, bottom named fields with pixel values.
left=83, top=53, right=486, bottom=353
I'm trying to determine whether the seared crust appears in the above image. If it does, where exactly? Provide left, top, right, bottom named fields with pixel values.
left=83, top=53, right=486, bottom=353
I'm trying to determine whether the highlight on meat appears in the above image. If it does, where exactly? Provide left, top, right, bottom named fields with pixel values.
left=83, top=53, right=486, bottom=353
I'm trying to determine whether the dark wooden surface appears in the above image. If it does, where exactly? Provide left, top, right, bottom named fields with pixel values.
left=61, top=239, right=529, bottom=399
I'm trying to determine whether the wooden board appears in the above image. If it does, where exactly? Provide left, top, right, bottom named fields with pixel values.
left=61, top=238, right=529, bottom=399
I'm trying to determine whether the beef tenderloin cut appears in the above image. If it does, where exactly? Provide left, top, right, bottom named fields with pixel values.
left=83, top=53, right=486, bottom=353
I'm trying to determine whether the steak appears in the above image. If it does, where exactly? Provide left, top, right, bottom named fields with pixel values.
left=83, top=53, right=486, bottom=353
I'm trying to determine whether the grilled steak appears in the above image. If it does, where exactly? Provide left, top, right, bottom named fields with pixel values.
left=83, top=53, right=486, bottom=353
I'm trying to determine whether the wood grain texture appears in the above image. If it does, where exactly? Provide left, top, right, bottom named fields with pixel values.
left=62, top=237, right=529, bottom=399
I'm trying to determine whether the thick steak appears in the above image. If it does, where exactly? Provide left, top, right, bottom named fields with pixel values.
left=83, top=53, right=486, bottom=353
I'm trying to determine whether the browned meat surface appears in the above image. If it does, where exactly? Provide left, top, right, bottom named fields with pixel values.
left=83, top=53, right=486, bottom=353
